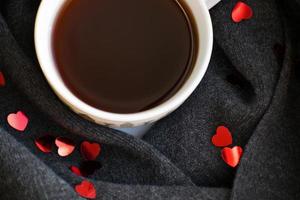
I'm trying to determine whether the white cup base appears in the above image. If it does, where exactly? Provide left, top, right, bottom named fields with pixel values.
left=114, top=124, right=154, bottom=138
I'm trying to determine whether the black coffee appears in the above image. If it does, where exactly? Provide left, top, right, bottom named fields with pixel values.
left=53, top=0, right=196, bottom=113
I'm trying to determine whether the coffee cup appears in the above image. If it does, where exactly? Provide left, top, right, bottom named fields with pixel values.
left=35, top=0, right=219, bottom=129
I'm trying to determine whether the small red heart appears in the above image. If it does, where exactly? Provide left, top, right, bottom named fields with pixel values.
left=81, top=161, right=102, bottom=176
left=0, top=71, right=5, bottom=87
left=70, top=161, right=102, bottom=177
left=232, top=1, right=253, bottom=23
left=7, top=111, right=29, bottom=131
left=81, top=141, right=101, bottom=160
left=75, top=180, right=96, bottom=199
left=212, top=126, right=233, bottom=147
left=70, top=166, right=83, bottom=176
left=55, top=137, right=75, bottom=157
left=221, top=146, right=243, bottom=167
left=35, top=135, right=55, bottom=153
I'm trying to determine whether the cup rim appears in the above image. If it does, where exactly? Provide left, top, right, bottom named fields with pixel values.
left=34, top=0, right=213, bottom=125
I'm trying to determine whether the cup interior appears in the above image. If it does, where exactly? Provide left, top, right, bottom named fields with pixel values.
left=34, top=0, right=213, bottom=127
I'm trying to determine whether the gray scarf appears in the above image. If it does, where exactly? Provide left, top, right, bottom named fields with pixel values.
left=0, top=0, right=299, bottom=199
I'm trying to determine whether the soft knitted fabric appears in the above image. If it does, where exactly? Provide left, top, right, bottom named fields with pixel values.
left=0, top=0, right=299, bottom=199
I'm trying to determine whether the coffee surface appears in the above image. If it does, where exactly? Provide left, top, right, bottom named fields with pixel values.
left=53, top=0, right=195, bottom=113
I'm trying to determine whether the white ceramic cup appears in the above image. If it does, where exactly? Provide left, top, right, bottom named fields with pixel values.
left=35, top=0, right=218, bottom=129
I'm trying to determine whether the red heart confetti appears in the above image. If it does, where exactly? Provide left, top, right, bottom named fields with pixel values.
left=35, top=135, right=55, bottom=153
left=7, top=111, right=29, bottom=131
left=231, top=1, right=253, bottom=23
left=55, top=137, right=75, bottom=157
left=0, top=71, right=5, bottom=87
left=75, top=180, right=96, bottom=199
left=81, top=141, right=101, bottom=161
left=212, top=126, right=233, bottom=147
left=70, top=161, right=102, bottom=177
left=221, top=146, right=243, bottom=167
left=80, top=161, right=102, bottom=176
left=70, top=166, right=83, bottom=176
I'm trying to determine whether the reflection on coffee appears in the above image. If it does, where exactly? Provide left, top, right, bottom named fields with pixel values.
left=52, top=0, right=197, bottom=113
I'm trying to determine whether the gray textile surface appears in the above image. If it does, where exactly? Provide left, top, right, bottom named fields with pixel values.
left=0, top=0, right=299, bottom=199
